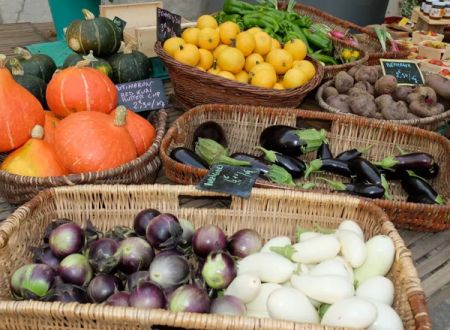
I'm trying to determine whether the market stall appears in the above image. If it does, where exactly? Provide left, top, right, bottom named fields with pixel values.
left=0, top=0, right=449, bottom=329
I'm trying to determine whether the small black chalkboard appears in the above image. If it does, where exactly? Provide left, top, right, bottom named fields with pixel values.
left=196, top=164, right=260, bottom=199
left=113, top=16, right=127, bottom=39
left=380, top=59, right=425, bottom=86
left=157, top=7, right=182, bottom=42
left=116, top=78, right=168, bottom=113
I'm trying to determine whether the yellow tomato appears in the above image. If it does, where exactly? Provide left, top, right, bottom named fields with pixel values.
left=197, top=15, right=218, bottom=29
left=235, top=32, right=255, bottom=57
left=198, top=28, right=220, bottom=50
left=293, top=60, right=316, bottom=81
left=219, top=21, right=240, bottom=45
left=247, top=27, right=262, bottom=35
left=253, top=32, right=272, bottom=56
left=163, top=37, right=185, bottom=57
left=217, top=47, right=245, bottom=74
left=198, top=49, right=214, bottom=70
left=284, top=39, right=307, bottom=61
left=174, top=44, right=200, bottom=66
left=217, top=71, right=236, bottom=80
left=196, top=66, right=206, bottom=72
left=181, top=27, right=200, bottom=46
left=208, top=66, right=221, bottom=75
left=235, top=71, right=249, bottom=84
left=251, top=69, right=277, bottom=88
left=244, top=53, right=264, bottom=72
left=266, top=49, right=293, bottom=74
left=271, top=38, right=281, bottom=50
left=283, top=68, right=308, bottom=89
left=213, top=44, right=229, bottom=59
left=273, top=82, right=284, bottom=90
left=249, top=63, right=276, bottom=78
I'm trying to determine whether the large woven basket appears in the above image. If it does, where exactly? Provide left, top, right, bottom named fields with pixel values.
left=286, top=2, right=410, bottom=65
left=316, top=80, right=450, bottom=131
left=154, top=42, right=324, bottom=110
left=160, top=104, right=450, bottom=232
left=0, top=110, right=167, bottom=205
left=0, top=184, right=430, bottom=329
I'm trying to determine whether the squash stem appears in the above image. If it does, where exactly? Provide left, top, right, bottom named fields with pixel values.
left=82, top=9, right=96, bottom=20
left=0, top=54, right=7, bottom=68
left=14, top=47, right=32, bottom=60
left=75, top=59, right=91, bottom=68
left=114, top=106, right=128, bottom=127
left=31, top=125, right=45, bottom=140
left=9, top=58, right=24, bottom=76
left=82, top=50, right=97, bottom=63
left=123, top=43, right=135, bottom=54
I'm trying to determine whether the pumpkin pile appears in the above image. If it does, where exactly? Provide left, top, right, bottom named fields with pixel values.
left=163, top=15, right=317, bottom=89
left=0, top=54, right=156, bottom=178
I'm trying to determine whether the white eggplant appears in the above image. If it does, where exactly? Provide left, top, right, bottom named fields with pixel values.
left=354, top=235, right=395, bottom=285
left=368, top=300, right=404, bottom=330
left=260, top=236, right=291, bottom=253
left=332, top=256, right=354, bottom=284
left=224, top=274, right=262, bottom=304
left=321, top=297, right=377, bottom=328
left=290, top=274, right=354, bottom=304
left=298, top=231, right=321, bottom=242
left=356, top=276, right=394, bottom=306
left=246, top=283, right=281, bottom=315
left=338, top=219, right=365, bottom=240
left=338, top=229, right=367, bottom=268
left=267, top=287, right=319, bottom=323
left=237, top=252, right=295, bottom=283
left=310, top=258, right=351, bottom=280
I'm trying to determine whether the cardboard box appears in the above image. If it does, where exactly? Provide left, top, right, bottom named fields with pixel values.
left=100, top=2, right=195, bottom=57
left=412, top=31, right=444, bottom=44
left=418, top=41, right=450, bottom=60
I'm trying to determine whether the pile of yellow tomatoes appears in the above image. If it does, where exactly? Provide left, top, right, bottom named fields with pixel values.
left=163, top=15, right=317, bottom=90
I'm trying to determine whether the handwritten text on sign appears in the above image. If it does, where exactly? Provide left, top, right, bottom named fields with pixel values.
left=380, top=59, right=424, bottom=86
left=157, top=7, right=181, bottom=42
left=196, top=164, right=260, bottom=199
left=116, top=78, right=167, bottom=113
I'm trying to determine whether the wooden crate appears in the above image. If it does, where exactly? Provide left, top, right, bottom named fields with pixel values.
left=100, top=2, right=195, bottom=57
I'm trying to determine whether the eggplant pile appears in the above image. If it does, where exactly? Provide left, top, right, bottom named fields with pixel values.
left=10, top=211, right=265, bottom=315
left=170, top=121, right=445, bottom=205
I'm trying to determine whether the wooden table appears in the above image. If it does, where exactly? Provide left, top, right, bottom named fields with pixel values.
left=0, top=21, right=449, bottom=329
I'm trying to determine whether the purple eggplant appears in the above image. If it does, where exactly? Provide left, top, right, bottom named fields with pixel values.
left=104, top=226, right=136, bottom=241
left=210, top=295, right=246, bottom=315
left=130, top=281, right=166, bottom=309
left=58, top=253, right=93, bottom=287
left=335, top=145, right=373, bottom=162
left=116, top=237, right=154, bottom=274
left=376, top=152, right=435, bottom=171
left=230, top=153, right=270, bottom=174
left=317, top=143, right=333, bottom=160
left=179, top=219, right=195, bottom=247
left=305, top=158, right=353, bottom=178
left=32, top=245, right=61, bottom=271
left=43, top=219, right=72, bottom=243
left=145, top=213, right=183, bottom=250
left=201, top=252, right=236, bottom=289
left=401, top=175, right=445, bottom=205
left=227, top=229, right=262, bottom=258
left=105, top=291, right=131, bottom=307
left=45, top=283, right=88, bottom=303
left=378, top=167, right=407, bottom=181
left=411, top=162, right=440, bottom=179
left=170, top=147, right=210, bottom=169
left=349, top=157, right=382, bottom=185
left=126, top=271, right=150, bottom=291
left=257, top=146, right=306, bottom=178
left=87, top=274, right=121, bottom=303
left=49, top=222, right=85, bottom=258
left=11, top=264, right=56, bottom=300
left=133, top=208, right=161, bottom=236
left=192, top=225, right=227, bottom=258
left=321, top=178, right=385, bottom=199
left=260, top=125, right=328, bottom=157
left=149, top=252, right=190, bottom=289
left=168, top=284, right=210, bottom=313
left=88, top=238, right=119, bottom=274
left=193, top=121, right=227, bottom=147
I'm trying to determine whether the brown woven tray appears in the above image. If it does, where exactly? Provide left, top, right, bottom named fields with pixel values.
left=154, top=42, right=324, bottom=110
left=316, top=80, right=450, bottom=131
left=160, top=104, right=450, bottom=232
left=0, top=184, right=430, bottom=329
left=0, top=110, right=167, bottom=205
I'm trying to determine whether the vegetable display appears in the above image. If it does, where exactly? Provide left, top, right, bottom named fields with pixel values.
left=6, top=47, right=56, bottom=83
left=10, top=209, right=403, bottom=329
left=169, top=120, right=445, bottom=205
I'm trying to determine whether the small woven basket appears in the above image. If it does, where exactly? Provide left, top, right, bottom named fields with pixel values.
left=154, top=42, right=324, bottom=110
left=316, top=80, right=450, bottom=131
left=160, top=104, right=450, bottom=232
left=0, top=184, right=431, bottom=329
left=0, top=110, right=167, bottom=205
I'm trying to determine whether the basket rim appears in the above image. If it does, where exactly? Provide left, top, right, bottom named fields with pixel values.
left=154, top=41, right=324, bottom=97
left=316, top=80, right=450, bottom=126
left=0, top=110, right=167, bottom=186
left=324, top=38, right=370, bottom=74
left=0, top=184, right=431, bottom=330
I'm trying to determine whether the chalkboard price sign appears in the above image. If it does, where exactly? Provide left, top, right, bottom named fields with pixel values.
left=116, top=78, right=168, bottom=113
left=196, top=164, right=260, bottom=199
left=157, top=7, right=182, bottom=42
left=113, top=16, right=127, bottom=39
left=380, top=59, right=425, bottom=86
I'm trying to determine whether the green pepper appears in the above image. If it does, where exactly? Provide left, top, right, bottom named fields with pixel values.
left=301, top=28, right=332, bottom=52
left=223, top=0, right=255, bottom=15
left=243, top=13, right=280, bottom=32
left=309, top=52, right=338, bottom=65
left=294, top=16, right=313, bottom=28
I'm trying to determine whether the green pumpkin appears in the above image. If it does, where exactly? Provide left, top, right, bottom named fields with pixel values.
left=9, top=58, right=47, bottom=107
left=6, top=47, right=56, bottom=83
left=108, top=44, right=151, bottom=84
left=63, top=51, right=113, bottom=78
left=66, top=9, right=121, bottom=57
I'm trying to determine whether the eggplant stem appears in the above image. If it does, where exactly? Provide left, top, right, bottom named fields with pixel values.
left=380, top=174, right=393, bottom=200
left=360, top=144, right=374, bottom=154
left=406, top=170, right=426, bottom=181
left=295, top=129, right=328, bottom=154
left=270, top=245, right=294, bottom=260
left=435, top=195, right=446, bottom=205
left=317, top=177, right=346, bottom=191
left=314, top=224, right=335, bottom=235
left=266, top=164, right=296, bottom=186
left=395, top=145, right=408, bottom=155
left=255, top=146, right=277, bottom=163
left=304, top=159, right=323, bottom=179
left=295, top=226, right=312, bottom=241
left=299, top=182, right=316, bottom=190
left=373, top=156, right=397, bottom=170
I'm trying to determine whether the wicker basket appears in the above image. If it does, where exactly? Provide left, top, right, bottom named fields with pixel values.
left=154, top=42, right=324, bottom=110
left=0, top=184, right=430, bottom=329
left=287, top=2, right=410, bottom=65
left=160, top=104, right=450, bottom=232
left=0, top=110, right=167, bottom=205
left=317, top=80, right=450, bottom=131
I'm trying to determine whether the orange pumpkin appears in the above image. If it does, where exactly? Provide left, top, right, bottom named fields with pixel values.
left=0, top=125, right=68, bottom=177
left=46, top=64, right=117, bottom=118
left=0, top=54, right=45, bottom=152
left=43, top=111, right=60, bottom=145
left=109, top=106, right=156, bottom=156
left=54, top=107, right=137, bottom=173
